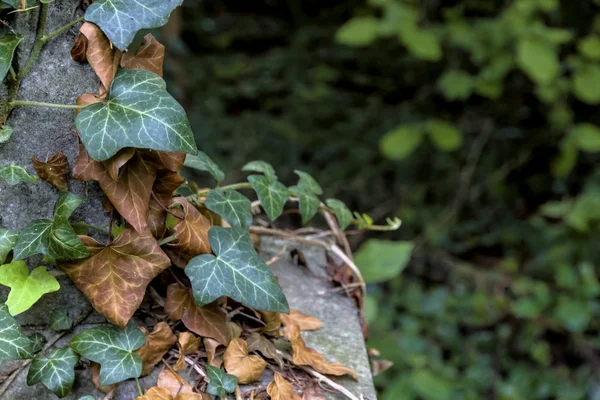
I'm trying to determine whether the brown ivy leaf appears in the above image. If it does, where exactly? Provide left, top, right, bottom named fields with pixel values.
left=259, top=311, right=281, bottom=336
left=144, top=151, right=186, bottom=172
left=91, top=362, right=117, bottom=394
left=156, top=369, right=195, bottom=398
left=267, top=373, right=301, bottom=400
left=174, top=332, right=201, bottom=371
left=60, top=228, right=170, bottom=327
left=246, top=333, right=284, bottom=368
left=165, top=283, right=230, bottom=345
left=80, top=22, right=122, bottom=89
left=148, top=170, right=185, bottom=238
left=70, top=33, right=88, bottom=63
left=283, top=323, right=357, bottom=380
left=302, top=383, right=326, bottom=400
left=104, top=147, right=135, bottom=181
left=137, top=387, right=172, bottom=400
left=31, top=152, right=69, bottom=192
left=165, top=198, right=211, bottom=267
left=204, top=337, right=223, bottom=367
left=280, top=309, right=322, bottom=331
left=121, top=34, right=165, bottom=77
left=75, top=90, right=106, bottom=116
left=73, top=146, right=157, bottom=233
left=223, top=338, right=267, bottom=384
left=135, top=322, right=178, bottom=376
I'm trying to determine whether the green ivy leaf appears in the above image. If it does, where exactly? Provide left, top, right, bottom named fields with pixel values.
left=294, top=170, right=322, bottom=195
left=426, top=120, right=463, bottom=151
left=289, top=186, right=320, bottom=225
left=84, top=0, right=183, bottom=51
left=517, top=37, right=558, bottom=85
left=76, top=69, right=197, bottom=162
left=573, top=64, right=600, bottom=104
left=380, top=125, right=424, bottom=160
left=0, top=303, right=33, bottom=362
left=185, top=227, right=289, bottom=313
left=205, top=189, right=253, bottom=229
left=206, top=365, right=238, bottom=398
left=0, top=261, right=60, bottom=316
left=326, top=199, right=353, bottom=230
left=50, top=308, right=73, bottom=331
left=12, top=193, right=89, bottom=261
left=184, top=152, right=225, bottom=182
left=0, top=125, right=12, bottom=144
left=243, top=160, right=277, bottom=182
left=0, top=228, right=18, bottom=264
left=27, top=348, right=78, bottom=398
left=70, top=322, right=144, bottom=386
left=0, top=164, right=38, bottom=185
left=336, top=16, right=380, bottom=47
left=437, top=70, right=474, bottom=101
left=248, top=175, right=289, bottom=221
left=578, top=35, right=600, bottom=60
left=570, top=123, right=600, bottom=152
left=400, top=27, right=442, bottom=62
left=0, top=34, right=22, bottom=82
left=355, top=239, right=414, bottom=283
left=28, top=333, right=45, bottom=353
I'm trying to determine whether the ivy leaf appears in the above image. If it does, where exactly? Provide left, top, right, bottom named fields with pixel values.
left=60, top=228, right=170, bottom=327
left=248, top=175, right=289, bottom=221
left=289, top=186, right=320, bottom=225
left=354, top=239, right=414, bottom=283
left=76, top=69, right=197, bottom=162
left=185, top=227, right=289, bottom=313
left=32, top=152, right=70, bottom=192
left=121, top=33, right=165, bottom=77
left=294, top=170, right=323, bottom=195
left=85, top=0, right=182, bottom=51
left=0, top=125, right=12, bottom=143
left=0, top=228, right=18, bottom=264
left=70, top=322, right=145, bottom=386
left=79, top=22, right=122, bottom=90
left=0, top=303, right=33, bottom=362
left=223, top=338, right=267, bottom=384
left=243, top=160, right=277, bottom=181
left=50, top=308, right=73, bottom=331
left=325, top=199, right=353, bottom=230
left=184, top=151, right=225, bottom=182
left=0, top=164, right=38, bottom=185
left=206, top=365, right=238, bottom=398
left=13, top=193, right=89, bottom=261
left=517, top=37, right=558, bottom=85
left=148, top=169, right=185, bottom=238
left=28, top=333, right=45, bottom=353
left=336, top=16, right=379, bottom=47
left=0, top=261, right=60, bottom=316
left=205, top=189, right=253, bottom=229
left=27, top=348, right=79, bottom=398
left=0, top=34, right=21, bottom=82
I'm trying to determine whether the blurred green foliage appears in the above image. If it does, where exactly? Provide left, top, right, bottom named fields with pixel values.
left=167, top=0, right=600, bottom=398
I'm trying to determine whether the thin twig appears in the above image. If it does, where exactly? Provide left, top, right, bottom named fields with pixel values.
left=152, top=191, right=183, bottom=220
left=265, top=245, right=288, bottom=266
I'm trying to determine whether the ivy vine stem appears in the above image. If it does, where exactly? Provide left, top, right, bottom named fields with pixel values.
left=8, top=100, right=87, bottom=110
left=189, top=182, right=253, bottom=199
left=41, top=17, right=84, bottom=43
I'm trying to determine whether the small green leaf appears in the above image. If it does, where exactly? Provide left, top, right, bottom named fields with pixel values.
left=206, top=365, right=238, bottom=398
left=0, top=303, right=33, bottom=362
left=294, top=170, right=323, bottom=195
left=380, top=125, right=423, bottom=160
left=0, top=164, right=38, bottom=185
left=28, top=333, right=46, bottom=353
left=326, top=199, right=353, bottom=230
left=426, top=120, right=463, bottom=151
left=84, top=0, right=183, bottom=51
left=70, top=322, right=144, bottom=386
left=400, top=27, right=442, bottom=61
left=336, top=16, right=380, bottom=47
left=0, top=228, right=18, bottom=264
left=0, top=125, right=12, bottom=144
left=0, top=34, right=22, bottom=82
left=355, top=240, right=414, bottom=283
left=0, top=261, right=60, bottom=316
left=27, top=348, right=78, bottom=398
left=570, top=123, right=600, bottom=152
left=185, top=227, right=289, bottom=313
left=289, top=186, right=320, bottom=225
left=517, top=37, right=559, bottom=85
left=248, top=175, right=289, bottom=221
left=411, top=369, right=453, bottom=400
left=243, top=160, right=277, bottom=181
left=573, top=64, right=600, bottom=104
left=578, top=35, right=600, bottom=60
left=50, top=308, right=73, bottom=331
left=76, top=69, right=197, bottom=161
left=437, top=70, right=474, bottom=101
left=184, top=152, right=225, bottom=182
left=205, top=189, right=253, bottom=229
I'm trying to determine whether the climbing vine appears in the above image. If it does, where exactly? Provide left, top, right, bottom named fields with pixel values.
left=0, top=0, right=399, bottom=398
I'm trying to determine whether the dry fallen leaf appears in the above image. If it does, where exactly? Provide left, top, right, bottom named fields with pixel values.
left=156, top=369, right=194, bottom=398
left=165, top=198, right=212, bottom=268
left=80, top=22, right=122, bottom=89
left=135, top=322, right=178, bottom=376
left=204, top=337, right=223, bottom=368
left=246, top=332, right=284, bottom=368
left=32, top=152, right=69, bottom=192
left=174, top=332, right=201, bottom=371
left=267, top=373, right=301, bottom=400
left=302, top=382, right=327, bottom=400
left=259, top=311, right=281, bottom=336
left=283, top=323, right=357, bottom=380
left=137, top=386, right=172, bottom=400
left=70, top=33, right=88, bottom=63
left=223, top=338, right=267, bottom=384
left=281, top=309, right=322, bottom=331
left=165, top=283, right=230, bottom=345
left=121, top=34, right=165, bottom=76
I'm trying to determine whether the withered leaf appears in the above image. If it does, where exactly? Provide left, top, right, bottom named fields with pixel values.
left=223, top=338, right=267, bottom=384
left=173, top=332, right=201, bottom=371
left=143, top=150, right=186, bottom=172
left=75, top=90, right=105, bottom=115
left=137, top=387, right=208, bottom=400
left=135, top=322, right=177, bottom=376
left=302, top=383, right=327, bottom=400
left=104, top=147, right=135, bottom=181
left=283, top=323, right=357, bottom=380
left=165, top=198, right=211, bottom=267
left=156, top=369, right=194, bottom=398
left=31, top=152, right=69, bottom=192
left=70, top=33, right=88, bottom=63
left=204, top=337, right=223, bottom=367
left=165, top=283, right=230, bottom=345
left=60, top=228, right=170, bottom=327
left=80, top=22, right=122, bottom=89
left=280, top=309, right=322, bottom=331
left=121, top=34, right=165, bottom=77
left=148, top=170, right=185, bottom=238
left=259, top=311, right=281, bottom=336
left=246, top=333, right=284, bottom=368
left=267, top=373, right=301, bottom=400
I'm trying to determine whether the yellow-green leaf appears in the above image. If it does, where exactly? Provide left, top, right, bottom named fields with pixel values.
left=0, top=261, right=60, bottom=316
